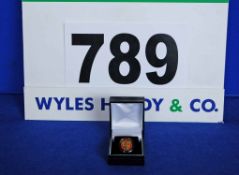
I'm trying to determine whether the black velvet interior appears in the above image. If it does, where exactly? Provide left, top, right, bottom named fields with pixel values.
left=111, top=136, right=142, bottom=155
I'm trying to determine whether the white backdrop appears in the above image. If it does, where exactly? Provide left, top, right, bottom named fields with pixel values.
left=23, top=2, right=228, bottom=122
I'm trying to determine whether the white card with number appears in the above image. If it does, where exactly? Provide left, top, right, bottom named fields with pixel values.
left=23, top=2, right=228, bottom=122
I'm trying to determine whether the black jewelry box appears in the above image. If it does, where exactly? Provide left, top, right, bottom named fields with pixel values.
left=108, top=96, right=145, bottom=165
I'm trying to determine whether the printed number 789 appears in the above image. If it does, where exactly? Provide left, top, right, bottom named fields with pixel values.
left=72, top=33, right=178, bottom=85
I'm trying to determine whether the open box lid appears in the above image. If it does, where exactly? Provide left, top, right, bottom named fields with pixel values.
left=110, top=97, right=145, bottom=140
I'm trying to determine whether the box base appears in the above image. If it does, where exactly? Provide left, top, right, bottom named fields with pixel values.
left=108, top=155, right=144, bottom=165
